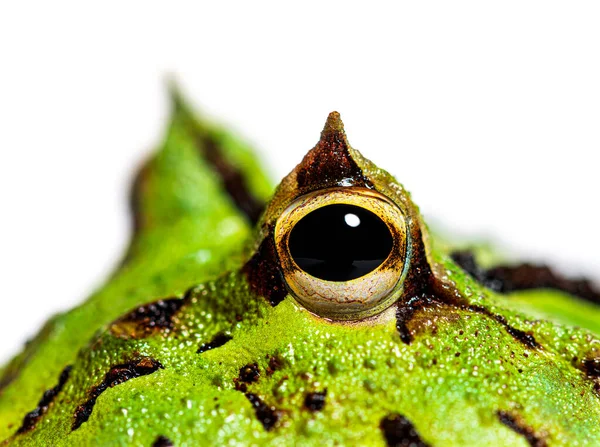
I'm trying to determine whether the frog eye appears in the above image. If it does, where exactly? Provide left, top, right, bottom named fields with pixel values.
left=274, top=187, right=408, bottom=320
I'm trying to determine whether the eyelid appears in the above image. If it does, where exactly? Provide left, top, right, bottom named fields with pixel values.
left=274, top=187, right=410, bottom=321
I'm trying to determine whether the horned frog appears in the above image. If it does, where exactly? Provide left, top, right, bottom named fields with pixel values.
left=1, top=90, right=599, bottom=447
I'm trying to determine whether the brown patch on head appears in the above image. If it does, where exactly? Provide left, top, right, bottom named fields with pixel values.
left=395, top=294, right=540, bottom=350
left=397, top=296, right=460, bottom=344
left=295, top=112, right=371, bottom=191
left=396, top=295, right=436, bottom=344
left=15, top=365, right=72, bottom=435
left=497, top=410, right=547, bottom=447
left=110, top=298, right=186, bottom=339
left=243, top=231, right=287, bottom=306
left=245, top=393, right=280, bottom=431
left=72, top=357, right=163, bottom=430
left=380, top=413, right=430, bottom=447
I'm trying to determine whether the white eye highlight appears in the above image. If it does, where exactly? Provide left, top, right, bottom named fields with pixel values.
left=344, top=213, right=361, bottom=228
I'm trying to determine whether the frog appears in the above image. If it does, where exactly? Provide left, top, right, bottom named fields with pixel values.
left=1, top=88, right=600, bottom=447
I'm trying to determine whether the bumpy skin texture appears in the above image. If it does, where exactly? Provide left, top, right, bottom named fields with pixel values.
left=1, top=93, right=600, bottom=446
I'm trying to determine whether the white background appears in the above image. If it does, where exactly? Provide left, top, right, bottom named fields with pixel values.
left=0, top=2, right=598, bottom=363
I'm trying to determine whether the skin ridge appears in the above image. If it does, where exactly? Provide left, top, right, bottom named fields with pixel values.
left=451, top=250, right=600, bottom=306
left=110, top=297, right=186, bottom=339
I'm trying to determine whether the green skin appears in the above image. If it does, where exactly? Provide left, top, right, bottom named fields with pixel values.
left=1, top=92, right=599, bottom=447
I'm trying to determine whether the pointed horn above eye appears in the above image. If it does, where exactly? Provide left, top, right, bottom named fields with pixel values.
left=295, top=111, right=370, bottom=191
left=320, top=111, right=347, bottom=144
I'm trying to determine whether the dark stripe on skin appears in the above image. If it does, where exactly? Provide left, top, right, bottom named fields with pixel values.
left=467, top=305, right=539, bottom=349
left=111, top=298, right=186, bottom=339
left=243, top=232, right=288, bottom=306
left=245, top=393, right=280, bottom=431
left=451, top=250, right=600, bottom=306
left=396, top=295, right=435, bottom=344
left=497, top=411, right=547, bottom=447
left=380, top=413, right=430, bottom=447
left=197, top=134, right=265, bottom=225
left=197, top=332, right=233, bottom=354
left=152, top=435, right=174, bottom=447
left=72, top=357, right=163, bottom=430
left=16, top=365, right=72, bottom=434
left=395, top=294, right=538, bottom=349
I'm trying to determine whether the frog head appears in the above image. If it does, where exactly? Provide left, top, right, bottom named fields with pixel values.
left=1, top=98, right=600, bottom=446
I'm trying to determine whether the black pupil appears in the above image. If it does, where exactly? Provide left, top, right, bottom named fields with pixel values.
left=288, top=204, right=393, bottom=281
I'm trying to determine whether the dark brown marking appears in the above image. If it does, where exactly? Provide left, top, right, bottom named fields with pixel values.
left=380, top=413, right=430, bottom=447
left=401, top=230, right=435, bottom=300
left=16, top=365, right=72, bottom=434
left=582, top=358, right=600, bottom=394
left=243, top=233, right=287, bottom=306
left=396, top=295, right=539, bottom=349
left=110, top=298, right=185, bottom=339
left=152, top=435, right=174, bottom=447
left=583, top=358, right=600, bottom=377
left=467, top=305, right=539, bottom=349
left=266, top=354, right=284, bottom=375
left=245, top=393, right=279, bottom=431
left=72, top=357, right=163, bottom=430
left=396, top=295, right=435, bottom=344
left=304, top=389, right=327, bottom=412
left=497, top=410, right=547, bottom=447
left=295, top=112, right=371, bottom=191
left=239, top=363, right=260, bottom=384
left=197, top=333, right=233, bottom=354
left=452, top=250, right=600, bottom=305
left=198, top=135, right=264, bottom=225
